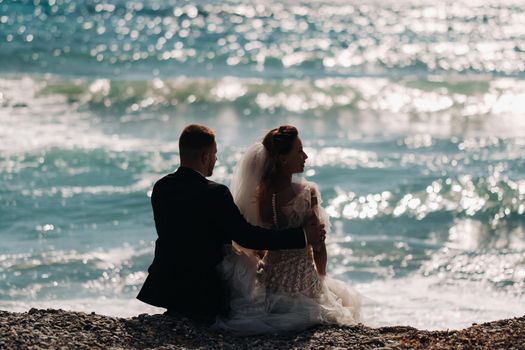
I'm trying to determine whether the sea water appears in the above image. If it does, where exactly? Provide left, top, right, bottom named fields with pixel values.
left=1, top=0, right=524, bottom=330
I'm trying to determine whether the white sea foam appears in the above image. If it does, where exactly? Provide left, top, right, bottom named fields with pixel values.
left=0, top=299, right=165, bottom=318
left=1, top=275, right=522, bottom=329
left=1, top=242, right=523, bottom=329
left=358, top=275, right=525, bottom=330
left=0, top=77, right=178, bottom=155
left=0, top=244, right=153, bottom=271
left=2, top=75, right=525, bottom=159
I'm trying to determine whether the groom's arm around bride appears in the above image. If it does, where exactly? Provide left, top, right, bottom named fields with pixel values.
left=137, top=125, right=325, bottom=321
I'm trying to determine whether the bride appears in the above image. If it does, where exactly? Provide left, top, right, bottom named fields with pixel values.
left=213, top=125, right=361, bottom=335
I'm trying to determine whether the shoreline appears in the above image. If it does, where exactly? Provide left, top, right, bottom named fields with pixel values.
left=1, top=308, right=524, bottom=349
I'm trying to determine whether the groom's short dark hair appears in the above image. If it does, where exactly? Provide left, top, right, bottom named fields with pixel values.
left=179, top=124, right=215, bottom=161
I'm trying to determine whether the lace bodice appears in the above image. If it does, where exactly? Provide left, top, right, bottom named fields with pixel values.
left=261, top=180, right=329, bottom=297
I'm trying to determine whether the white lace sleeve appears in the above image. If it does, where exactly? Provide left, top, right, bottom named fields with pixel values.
left=291, top=179, right=331, bottom=234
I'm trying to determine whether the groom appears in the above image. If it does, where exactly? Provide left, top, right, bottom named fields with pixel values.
left=137, top=124, right=325, bottom=321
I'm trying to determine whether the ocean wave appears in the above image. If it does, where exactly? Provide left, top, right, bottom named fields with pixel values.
left=0, top=244, right=154, bottom=300
left=2, top=76, right=525, bottom=133
left=326, top=174, right=525, bottom=225
left=7, top=76, right=525, bottom=158
left=393, top=216, right=525, bottom=297
left=358, top=274, right=525, bottom=330
left=0, top=77, right=181, bottom=154
left=0, top=245, right=152, bottom=272
left=16, top=178, right=157, bottom=198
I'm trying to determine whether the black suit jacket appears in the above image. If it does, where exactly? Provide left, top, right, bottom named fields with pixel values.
left=137, top=166, right=306, bottom=317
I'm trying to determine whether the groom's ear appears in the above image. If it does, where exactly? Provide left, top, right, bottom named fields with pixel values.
left=200, top=150, right=209, bottom=163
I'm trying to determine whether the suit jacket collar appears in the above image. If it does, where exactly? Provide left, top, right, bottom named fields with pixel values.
left=174, top=166, right=208, bottom=182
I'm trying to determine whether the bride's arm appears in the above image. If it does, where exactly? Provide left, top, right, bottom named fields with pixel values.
left=310, top=189, right=327, bottom=276
left=312, top=240, right=327, bottom=276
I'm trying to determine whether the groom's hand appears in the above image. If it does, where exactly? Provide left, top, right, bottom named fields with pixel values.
left=304, top=218, right=326, bottom=246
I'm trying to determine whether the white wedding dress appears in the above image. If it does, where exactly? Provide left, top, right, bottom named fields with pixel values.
left=213, top=143, right=361, bottom=335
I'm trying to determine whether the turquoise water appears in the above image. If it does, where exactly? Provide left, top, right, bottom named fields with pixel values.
left=1, top=0, right=524, bottom=329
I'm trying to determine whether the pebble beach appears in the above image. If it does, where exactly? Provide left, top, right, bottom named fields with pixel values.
left=2, top=309, right=524, bottom=349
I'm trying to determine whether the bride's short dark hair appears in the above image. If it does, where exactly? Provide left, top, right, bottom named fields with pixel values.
left=179, top=124, right=215, bottom=161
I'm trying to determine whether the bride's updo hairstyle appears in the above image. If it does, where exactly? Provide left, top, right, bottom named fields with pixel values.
left=258, top=125, right=298, bottom=198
